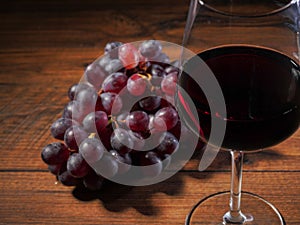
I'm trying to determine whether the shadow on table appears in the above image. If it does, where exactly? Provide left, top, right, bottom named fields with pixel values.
left=71, top=147, right=285, bottom=216
left=71, top=147, right=208, bottom=216
left=72, top=172, right=187, bottom=216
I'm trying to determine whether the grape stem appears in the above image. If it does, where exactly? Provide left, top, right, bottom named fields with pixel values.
left=111, top=119, right=119, bottom=129
left=97, top=88, right=104, bottom=95
left=88, top=133, right=96, bottom=139
left=143, top=73, right=152, bottom=81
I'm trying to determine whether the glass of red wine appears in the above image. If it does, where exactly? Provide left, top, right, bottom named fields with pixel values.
left=178, top=0, right=300, bottom=224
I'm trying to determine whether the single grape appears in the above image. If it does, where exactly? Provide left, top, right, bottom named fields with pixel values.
left=139, top=40, right=162, bottom=59
left=84, top=64, right=107, bottom=90
left=62, top=100, right=87, bottom=123
left=104, top=41, right=123, bottom=58
left=58, top=167, right=82, bottom=186
left=98, top=53, right=111, bottom=68
left=152, top=52, right=170, bottom=64
left=67, top=152, right=91, bottom=178
left=126, top=111, right=149, bottom=132
left=63, top=100, right=77, bottom=119
left=164, top=65, right=179, bottom=75
left=161, top=72, right=178, bottom=95
left=168, top=120, right=181, bottom=140
left=92, top=152, right=119, bottom=178
left=110, top=150, right=132, bottom=174
left=126, top=74, right=148, bottom=96
left=160, top=153, right=171, bottom=168
left=102, top=72, right=128, bottom=94
left=79, top=137, right=105, bottom=164
left=41, top=142, right=69, bottom=165
left=67, top=83, right=94, bottom=101
left=68, top=84, right=78, bottom=101
left=150, top=63, right=165, bottom=78
left=128, top=130, right=145, bottom=151
left=98, top=124, right=113, bottom=150
left=96, top=92, right=123, bottom=115
left=156, top=132, right=179, bottom=155
left=110, top=128, right=134, bottom=155
left=104, top=59, right=123, bottom=75
left=82, top=111, right=108, bottom=134
left=139, top=96, right=161, bottom=112
left=74, top=85, right=98, bottom=117
left=146, top=118, right=166, bottom=149
left=48, top=164, right=62, bottom=175
left=73, top=83, right=97, bottom=101
left=50, top=117, right=77, bottom=140
left=149, top=63, right=165, bottom=86
left=159, top=97, right=174, bottom=108
left=153, top=107, right=179, bottom=131
left=140, top=151, right=163, bottom=177
left=148, top=114, right=154, bottom=131
left=118, top=43, right=140, bottom=69
left=83, top=170, right=104, bottom=191
left=64, top=125, right=89, bottom=151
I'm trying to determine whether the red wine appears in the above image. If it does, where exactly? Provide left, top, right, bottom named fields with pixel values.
left=178, top=46, right=300, bottom=150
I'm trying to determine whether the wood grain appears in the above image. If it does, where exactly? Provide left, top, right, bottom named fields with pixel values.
left=0, top=0, right=299, bottom=224
left=0, top=171, right=299, bottom=224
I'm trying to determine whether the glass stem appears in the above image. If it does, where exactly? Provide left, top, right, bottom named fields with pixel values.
left=223, top=150, right=246, bottom=224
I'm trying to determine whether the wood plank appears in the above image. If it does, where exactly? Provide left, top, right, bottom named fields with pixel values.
left=0, top=0, right=188, bottom=51
left=0, top=171, right=299, bottom=224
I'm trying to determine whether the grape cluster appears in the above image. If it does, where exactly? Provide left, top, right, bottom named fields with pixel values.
left=41, top=40, right=201, bottom=191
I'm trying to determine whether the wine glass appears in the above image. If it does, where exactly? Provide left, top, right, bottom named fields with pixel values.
left=177, top=0, right=300, bottom=224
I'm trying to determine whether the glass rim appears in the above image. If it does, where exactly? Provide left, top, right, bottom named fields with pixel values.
left=199, top=0, right=296, bottom=17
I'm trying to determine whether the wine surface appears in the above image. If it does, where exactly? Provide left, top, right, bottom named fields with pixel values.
left=179, top=45, right=300, bottom=150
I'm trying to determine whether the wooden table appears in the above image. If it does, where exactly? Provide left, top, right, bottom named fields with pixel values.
left=0, top=0, right=299, bottom=224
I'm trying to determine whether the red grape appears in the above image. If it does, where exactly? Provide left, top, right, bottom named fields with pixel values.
left=118, top=43, right=140, bottom=69
left=50, top=117, right=77, bottom=140
left=139, top=96, right=161, bottom=112
left=140, top=151, right=163, bottom=177
left=64, top=125, right=88, bottom=151
left=102, top=72, right=128, bottom=93
left=104, top=41, right=123, bottom=59
left=139, top=40, right=162, bottom=59
left=161, top=72, right=178, bottom=95
left=127, top=74, right=148, bottom=96
left=41, top=142, right=69, bottom=165
left=79, top=137, right=105, bottom=164
left=96, top=92, right=123, bottom=115
left=153, top=107, right=179, bottom=131
left=58, top=167, right=82, bottom=186
left=126, top=111, right=150, bottom=132
left=110, top=128, right=134, bottom=155
left=110, top=150, right=132, bottom=174
left=92, top=153, right=119, bottom=178
left=82, top=111, right=108, bottom=134
left=67, top=153, right=91, bottom=178
left=84, top=64, right=107, bottom=90
left=156, top=132, right=179, bottom=155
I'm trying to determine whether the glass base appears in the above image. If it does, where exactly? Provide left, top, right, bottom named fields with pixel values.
left=185, top=191, right=285, bottom=225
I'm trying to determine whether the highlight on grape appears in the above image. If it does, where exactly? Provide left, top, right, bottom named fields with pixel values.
left=41, top=40, right=227, bottom=190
